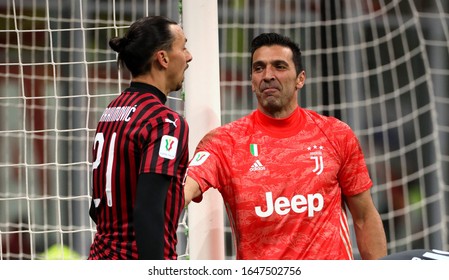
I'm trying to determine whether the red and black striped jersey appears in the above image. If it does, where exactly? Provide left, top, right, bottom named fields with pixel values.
left=88, top=82, right=189, bottom=259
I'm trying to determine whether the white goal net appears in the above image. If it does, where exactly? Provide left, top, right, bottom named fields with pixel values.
left=0, top=0, right=448, bottom=260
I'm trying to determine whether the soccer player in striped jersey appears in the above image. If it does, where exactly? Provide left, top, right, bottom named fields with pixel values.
left=184, top=33, right=387, bottom=260
left=88, top=16, right=192, bottom=260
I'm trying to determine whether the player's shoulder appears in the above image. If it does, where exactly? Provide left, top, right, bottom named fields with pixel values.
left=198, top=112, right=254, bottom=147
left=210, top=112, right=254, bottom=136
left=137, top=94, right=185, bottom=120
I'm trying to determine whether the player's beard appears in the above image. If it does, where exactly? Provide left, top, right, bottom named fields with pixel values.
left=255, top=89, right=297, bottom=117
left=259, top=97, right=283, bottom=115
left=175, top=66, right=189, bottom=91
left=255, top=88, right=283, bottom=114
left=171, top=73, right=185, bottom=92
left=174, top=79, right=183, bottom=92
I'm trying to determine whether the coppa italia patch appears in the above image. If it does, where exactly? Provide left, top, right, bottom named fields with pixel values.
left=159, top=135, right=178, bottom=159
left=189, top=151, right=210, bottom=166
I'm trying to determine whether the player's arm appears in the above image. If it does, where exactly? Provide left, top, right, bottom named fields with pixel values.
left=184, top=176, right=202, bottom=207
left=134, top=172, right=171, bottom=260
left=88, top=200, right=97, bottom=224
left=345, top=189, right=387, bottom=260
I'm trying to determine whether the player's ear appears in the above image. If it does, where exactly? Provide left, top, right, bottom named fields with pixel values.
left=296, top=71, right=306, bottom=90
left=156, top=50, right=169, bottom=69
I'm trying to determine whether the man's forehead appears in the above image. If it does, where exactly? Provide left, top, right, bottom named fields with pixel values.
left=171, top=24, right=187, bottom=43
left=252, top=45, right=293, bottom=63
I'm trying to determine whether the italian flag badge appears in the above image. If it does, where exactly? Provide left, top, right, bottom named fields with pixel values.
left=250, top=144, right=259, bottom=156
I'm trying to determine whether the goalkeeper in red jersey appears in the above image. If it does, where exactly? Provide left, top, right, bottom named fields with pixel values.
left=184, top=32, right=387, bottom=260
left=88, top=16, right=192, bottom=260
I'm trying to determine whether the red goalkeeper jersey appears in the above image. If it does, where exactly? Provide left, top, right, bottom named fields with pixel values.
left=187, top=107, right=372, bottom=259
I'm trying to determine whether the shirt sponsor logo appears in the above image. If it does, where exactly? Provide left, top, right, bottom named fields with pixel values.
left=255, top=191, right=324, bottom=218
left=249, top=159, right=266, bottom=171
left=159, top=135, right=178, bottom=160
left=189, top=151, right=210, bottom=166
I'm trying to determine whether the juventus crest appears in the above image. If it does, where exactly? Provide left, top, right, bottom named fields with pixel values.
left=308, top=145, right=324, bottom=175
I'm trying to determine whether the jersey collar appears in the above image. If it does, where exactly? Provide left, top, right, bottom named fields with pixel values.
left=128, top=82, right=167, bottom=104
left=254, top=107, right=304, bottom=138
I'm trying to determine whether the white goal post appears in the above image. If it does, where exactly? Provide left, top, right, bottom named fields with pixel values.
left=182, top=0, right=225, bottom=260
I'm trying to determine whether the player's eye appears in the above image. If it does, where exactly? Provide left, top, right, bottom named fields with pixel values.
left=253, top=65, right=264, bottom=72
